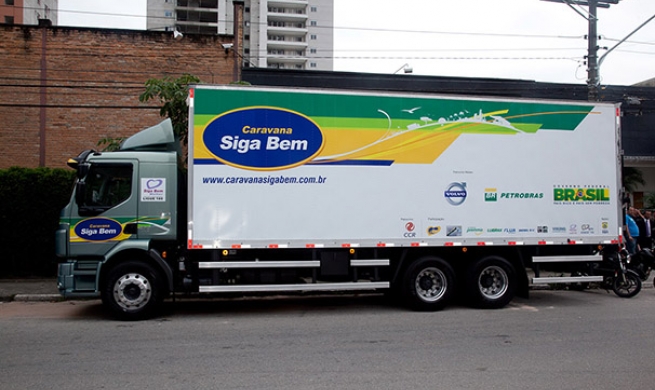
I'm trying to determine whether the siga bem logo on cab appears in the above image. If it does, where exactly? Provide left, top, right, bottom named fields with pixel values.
left=203, top=107, right=325, bottom=171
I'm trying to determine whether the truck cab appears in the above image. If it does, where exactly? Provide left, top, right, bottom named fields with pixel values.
left=56, top=120, right=180, bottom=318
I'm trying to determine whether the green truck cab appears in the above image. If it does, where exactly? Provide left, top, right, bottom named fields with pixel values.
left=56, top=119, right=180, bottom=319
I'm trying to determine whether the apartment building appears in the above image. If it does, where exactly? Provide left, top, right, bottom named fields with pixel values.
left=0, top=0, right=58, bottom=25
left=146, top=0, right=333, bottom=71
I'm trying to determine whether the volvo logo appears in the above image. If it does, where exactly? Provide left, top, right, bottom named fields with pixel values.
left=444, top=182, right=467, bottom=206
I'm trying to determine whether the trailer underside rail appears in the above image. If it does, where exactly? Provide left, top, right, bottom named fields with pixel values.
left=531, top=254, right=604, bottom=284
left=199, top=281, right=390, bottom=293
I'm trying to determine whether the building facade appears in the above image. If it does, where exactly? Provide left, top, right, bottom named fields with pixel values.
left=146, top=0, right=333, bottom=71
left=0, top=0, right=58, bottom=25
left=0, top=23, right=239, bottom=168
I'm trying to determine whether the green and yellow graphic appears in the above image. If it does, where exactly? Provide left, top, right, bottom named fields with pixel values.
left=193, top=88, right=595, bottom=166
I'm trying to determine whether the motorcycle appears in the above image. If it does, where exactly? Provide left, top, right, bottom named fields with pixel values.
left=571, top=247, right=642, bottom=298
left=626, top=247, right=655, bottom=287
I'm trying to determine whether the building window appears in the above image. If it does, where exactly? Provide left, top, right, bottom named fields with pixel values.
left=4, top=16, right=14, bottom=24
left=244, top=34, right=250, bottom=40
left=5, top=0, right=15, bottom=5
left=310, top=21, right=317, bottom=26
left=310, top=62, right=317, bottom=68
left=310, top=48, right=317, bottom=54
left=310, top=35, right=317, bottom=40
left=165, top=11, right=173, bottom=17
left=245, top=7, right=250, bottom=12
left=311, top=6, right=317, bottom=12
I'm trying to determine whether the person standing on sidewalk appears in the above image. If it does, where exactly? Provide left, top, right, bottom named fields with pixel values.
left=625, top=207, right=640, bottom=255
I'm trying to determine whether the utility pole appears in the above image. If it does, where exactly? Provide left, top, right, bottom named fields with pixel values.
left=586, top=0, right=600, bottom=101
left=541, top=0, right=620, bottom=101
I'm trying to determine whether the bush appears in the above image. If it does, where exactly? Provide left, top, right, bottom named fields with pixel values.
left=0, top=167, right=75, bottom=278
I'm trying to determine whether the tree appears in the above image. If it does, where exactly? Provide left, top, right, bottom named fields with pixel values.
left=96, top=136, right=126, bottom=152
left=623, top=166, right=645, bottom=193
left=96, top=74, right=200, bottom=152
left=138, top=73, right=200, bottom=147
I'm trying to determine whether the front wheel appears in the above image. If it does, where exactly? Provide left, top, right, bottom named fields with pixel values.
left=402, top=257, right=455, bottom=311
left=612, top=270, right=642, bottom=298
left=466, top=256, right=516, bottom=309
left=102, top=261, right=164, bottom=321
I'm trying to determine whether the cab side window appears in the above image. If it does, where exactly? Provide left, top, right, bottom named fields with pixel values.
left=80, top=164, right=133, bottom=215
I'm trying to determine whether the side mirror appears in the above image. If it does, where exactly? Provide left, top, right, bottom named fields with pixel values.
left=77, top=163, right=90, bottom=179
left=75, top=181, right=86, bottom=206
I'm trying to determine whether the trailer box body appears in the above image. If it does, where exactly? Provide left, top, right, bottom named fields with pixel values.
left=189, top=86, right=621, bottom=249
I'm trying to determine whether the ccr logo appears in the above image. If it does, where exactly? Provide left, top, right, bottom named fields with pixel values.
left=404, top=222, right=416, bottom=237
left=445, top=182, right=467, bottom=206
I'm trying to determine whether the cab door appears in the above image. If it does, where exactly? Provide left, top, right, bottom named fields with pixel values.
left=68, top=160, right=138, bottom=258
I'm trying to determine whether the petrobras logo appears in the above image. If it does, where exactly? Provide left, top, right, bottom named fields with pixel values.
left=202, top=107, right=325, bottom=171
left=485, top=187, right=543, bottom=202
left=445, top=182, right=467, bottom=206
left=484, top=188, right=497, bottom=202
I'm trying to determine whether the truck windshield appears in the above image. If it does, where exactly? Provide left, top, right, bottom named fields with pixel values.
left=79, top=163, right=133, bottom=215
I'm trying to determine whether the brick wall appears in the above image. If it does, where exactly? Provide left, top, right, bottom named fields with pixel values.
left=0, top=24, right=238, bottom=168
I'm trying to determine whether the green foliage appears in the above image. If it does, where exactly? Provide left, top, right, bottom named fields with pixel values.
left=138, top=73, right=200, bottom=148
left=623, top=167, right=645, bottom=193
left=0, top=167, right=76, bottom=277
left=644, top=193, right=655, bottom=209
left=96, top=136, right=126, bottom=152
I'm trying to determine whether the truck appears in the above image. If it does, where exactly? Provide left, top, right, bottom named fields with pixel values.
left=56, top=85, right=623, bottom=320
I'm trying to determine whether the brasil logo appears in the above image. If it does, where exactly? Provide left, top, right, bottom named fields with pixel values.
left=553, top=187, right=610, bottom=204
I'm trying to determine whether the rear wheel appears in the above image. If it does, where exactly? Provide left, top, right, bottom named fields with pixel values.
left=102, top=261, right=164, bottom=321
left=466, top=256, right=516, bottom=309
left=402, top=257, right=455, bottom=311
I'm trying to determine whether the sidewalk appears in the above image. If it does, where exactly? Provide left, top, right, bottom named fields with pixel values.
left=0, top=279, right=63, bottom=302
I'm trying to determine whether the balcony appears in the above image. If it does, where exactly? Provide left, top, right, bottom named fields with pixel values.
left=267, top=21, right=307, bottom=36
left=268, top=0, right=308, bottom=7
left=267, top=35, right=308, bottom=50
left=268, top=6, right=308, bottom=22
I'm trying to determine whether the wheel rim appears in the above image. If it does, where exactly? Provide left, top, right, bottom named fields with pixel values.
left=113, top=273, right=152, bottom=311
left=616, top=274, right=638, bottom=294
left=414, top=267, right=448, bottom=302
left=478, top=265, right=508, bottom=300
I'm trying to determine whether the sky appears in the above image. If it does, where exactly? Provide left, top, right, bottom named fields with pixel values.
left=58, top=0, right=655, bottom=86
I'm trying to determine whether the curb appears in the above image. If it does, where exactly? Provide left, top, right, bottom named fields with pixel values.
left=4, top=294, right=65, bottom=302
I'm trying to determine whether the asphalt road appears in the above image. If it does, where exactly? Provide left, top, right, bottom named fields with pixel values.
left=1, top=290, right=655, bottom=390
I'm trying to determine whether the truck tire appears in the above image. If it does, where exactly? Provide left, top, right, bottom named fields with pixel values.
left=402, top=257, right=455, bottom=311
left=466, top=256, right=516, bottom=309
left=102, top=261, right=164, bottom=321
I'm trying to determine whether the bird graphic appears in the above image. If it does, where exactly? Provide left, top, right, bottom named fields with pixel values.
left=402, top=107, right=421, bottom=114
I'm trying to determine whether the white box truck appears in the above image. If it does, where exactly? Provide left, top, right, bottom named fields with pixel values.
left=57, top=85, right=623, bottom=320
